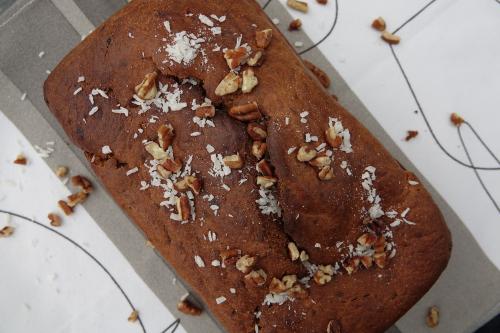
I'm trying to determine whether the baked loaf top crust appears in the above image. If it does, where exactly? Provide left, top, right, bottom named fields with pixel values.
left=44, top=1, right=452, bottom=332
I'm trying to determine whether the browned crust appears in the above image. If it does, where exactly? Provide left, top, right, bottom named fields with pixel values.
left=43, top=1, right=451, bottom=332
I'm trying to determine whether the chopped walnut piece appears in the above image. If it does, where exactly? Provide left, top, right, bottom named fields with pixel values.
left=299, top=250, right=309, bottom=262
left=381, top=31, right=400, bottom=45
left=13, top=154, right=27, bottom=165
left=287, top=242, right=300, bottom=261
left=256, top=160, right=273, bottom=177
left=247, top=123, right=267, bottom=141
left=55, top=166, right=68, bottom=178
left=0, top=226, right=14, bottom=237
left=58, top=200, right=73, bottom=216
left=224, top=47, right=249, bottom=69
left=220, top=249, right=240, bottom=266
left=71, top=175, right=93, bottom=194
left=185, top=175, right=202, bottom=195
left=135, top=72, right=157, bottom=100
left=287, top=284, right=307, bottom=299
left=318, top=165, right=334, bottom=180
left=228, top=102, right=262, bottom=122
left=357, top=233, right=377, bottom=247
left=373, top=252, right=387, bottom=268
left=287, top=0, right=308, bottom=13
left=128, top=310, right=139, bottom=322
left=195, top=105, right=216, bottom=118
left=314, top=265, right=334, bottom=285
left=162, top=158, right=183, bottom=173
left=48, top=213, right=62, bottom=227
left=288, top=18, right=302, bottom=31
left=145, top=142, right=168, bottom=161
left=223, top=154, right=244, bottom=169
left=215, top=72, right=241, bottom=96
left=177, top=298, right=202, bottom=316
left=343, top=258, right=360, bottom=275
left=297, top=146, right=317, bottom=162
left=309, top=156, right=332, bottom=168
left=158, top=123, right=175, bottom=149
left=247, top=50, right=264, bottom=67
left=303, top=60, right=331, bottom=89
left=405, top=130, right=419, bottom=141
left=327, top=320, right=342, bottom=333
left=252, top=141, right=267, bottom=160
left=256, top=176, right=277, bottom=188
left=269, top=275, right=297, bottom=293
left=450, top=112, right=464, bottom=127
left=282, top=275, right=297, bottom=289
left=245, top=269, right=267, bottom=286
left=174, top=178, right=189, bottom=192
left=325, top=127, right=342, bottom=148
left=176, top=196, right=190, bottom=221
left=360, top=255, right=373, bottom=269
left=157, top=165, right=172, bottom=179
left=374, top=236, right=386, bottom=253
left=426, top=306, right=440, bottom=328
left=236, top=255, right=256, bottom=273
left=67, top=191, right=88, bottom=207
left=371, top=17, right=386, bottom=31
left=255, top=29, right=273, bottom=49
left=241, top=69, right=259, bottom=93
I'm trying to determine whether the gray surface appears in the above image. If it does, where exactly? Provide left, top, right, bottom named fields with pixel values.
left=1, top=0, right=499, bottom=332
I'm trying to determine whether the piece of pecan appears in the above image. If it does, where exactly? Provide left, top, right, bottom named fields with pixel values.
left=228, top=102, right=262, bottom=122
left=255, top=29, right=273, bottom=49
left=135, top=72, right=157, bottom=100
left=158, top=123, right=175, bottom=149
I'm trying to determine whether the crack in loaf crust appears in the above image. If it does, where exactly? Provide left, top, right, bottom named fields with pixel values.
left=43, top=0, right=452, bottom=332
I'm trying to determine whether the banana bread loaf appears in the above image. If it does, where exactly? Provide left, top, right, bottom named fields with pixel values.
left=43, top=0, right=452, bottom=332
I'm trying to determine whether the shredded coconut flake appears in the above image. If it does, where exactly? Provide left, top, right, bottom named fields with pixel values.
left=216, top=296, right=226, bottom=304
left=198, top=14, right=214, bottom=27
left=126, top=167, right=139, bottom=176
left=112, top=106, right=129, bottom=117
left=163, top=20, right=171, bottom=33
left=101, top=145, right=112, bottom=154
left=194, top=255, right=205, bottom=268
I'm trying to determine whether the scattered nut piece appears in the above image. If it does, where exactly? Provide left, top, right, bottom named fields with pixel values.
left=158, top=123, right=175, bottom=149
left=247, top=50, right=264, bottom=67
left=282, top=275, right=297, bottom=289
left=373, top=252, right=387, bottom=268
left=0, top=226, right=14, bottom=237
left=245, top=269, right=267, bottom=286
left=145, top=142, right=168, bottom=161
left=185, top=175, right=202, bottom=195
left=325, top=127, right=342, bottom=148
left=405, top=130, right=419, bottom=141
left=371, top=17, right=386, bottom=31
left=252, top=141, right=267, bottom=160
left=304, top=60, right=331, bottom=89
left=48, top=213, right=62, bottom=227
left=71, top=175, right=93, bottom=193
left=327, top=320, right=342, bottom=333
left=174, top=178, right=189, bottom=192
left=381, top=31, right=400, bottom=45
left=309, top=156, right=332, bottom=168
left=176, top=196, right=190, bottom=221
left=157, top=165, right=172, bottom=179
left=299, top=250, right=309, bottom=262
left=224, top=47, right=249, bottom=69
left=67, top=191, right=88, bottom=207
left=241, top=69, right=259, bottom=93
left=55, top=166, right=68, bottom=178
left=255, top=29, right=273, bottom=49
left=297, top=146, right=317, bottom=162
left=128, top=310, right=139, bottom=322
left=450, top=112, right=464, bottom=127
left=135, top=72, right=157, bottom=100
left=13, top=154, right=27, bottom=165
left=374, top=236, right=386, bottom=253
left=269, top=277, right=288, bottom=293
left=215, top=72, right=241, bottom=96
left=195, top=105, right=216, bottom=118
left=162, top=158, right=183, bottom=173
left=318, top=165, right=334, bottom=180
left=58, top=200, right=73, bottom=216
left=220, top=249, right=240, bottom=266
left=287, top=284, right=307, bottom=298
left=236, top=255, right=256, bottom=273
left=426, top=306, right=440, bottom=328
left=177, top=298, right=202, bottom=316
left=228, top=101, right=262, bottom=122
left=223, top=154, right=244, bottom=169
left=287, top=0, right=308, bottom=13
left=256, top=160, right=273, bottom=176
left=288, top=18, right=302, bottom=31
left=314, top=265, right=334, bottom=285
left=287, top=242, right=300, bottom=261
left=357, top=233, right=377, bottom=246
left=256, top=176, right=277, bottom=188
left=360, top=255, right=373, bottom=269
left=247, top=123, right=267, bottom=141
left=343, top=258, right=360, bottom=275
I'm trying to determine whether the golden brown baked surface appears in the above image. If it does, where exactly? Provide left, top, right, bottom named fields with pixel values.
left=44, top=1, right=452, bottom=332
